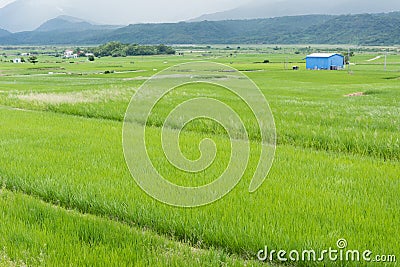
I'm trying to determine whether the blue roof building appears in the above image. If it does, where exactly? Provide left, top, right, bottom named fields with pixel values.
left=306, top=53, right=345, bottom=70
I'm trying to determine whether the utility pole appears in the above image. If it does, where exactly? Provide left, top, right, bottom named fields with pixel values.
left=384, top=51, right=387, bottom=71
left=283, top=48, right=287, bottom=70
left=284, top=57, right=288, bottom=70
left=347, top=48, right=351, bottom=73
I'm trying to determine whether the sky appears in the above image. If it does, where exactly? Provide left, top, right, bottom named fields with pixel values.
left=0, top=0, right=251, bottom=24
left=83, top=0, right=399, bottom=24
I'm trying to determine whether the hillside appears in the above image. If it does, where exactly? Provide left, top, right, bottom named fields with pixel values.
left=0, top=29, right=115, bottom=45
left=94, top=15, right=333, bottom=44
left=0, top=12, right=399, bottom=45
left=300, top=13, right=400, bottom=45
left=191, top=0, right=400, bottom=21
left=0, top=28, right=11, bottom=37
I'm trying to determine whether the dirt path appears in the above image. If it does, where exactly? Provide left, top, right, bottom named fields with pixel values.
left=366, top=56, right=381, bottom=62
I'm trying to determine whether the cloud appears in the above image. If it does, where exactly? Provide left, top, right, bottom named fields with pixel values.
left=0, top=0, right=15, bottom=8
left=31, top=0, right=246, bottom=24
left=101, top=0, right=243, bottom=24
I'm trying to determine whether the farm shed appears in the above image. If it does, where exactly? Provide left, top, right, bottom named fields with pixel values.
left=306, top=53, right=344, bottom=70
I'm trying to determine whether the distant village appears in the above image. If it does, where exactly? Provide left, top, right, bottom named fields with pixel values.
left=63, top=49, right=94, bottom=59
left=4, top=49, right=95, bottom=64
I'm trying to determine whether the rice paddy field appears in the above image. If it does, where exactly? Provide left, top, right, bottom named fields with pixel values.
left=0, top=46, right=399, bottom=266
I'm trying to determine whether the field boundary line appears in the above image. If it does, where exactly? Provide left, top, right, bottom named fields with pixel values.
left=0, top=185, right=259, bottom=262
left=0, top=187, right=264, bottom=265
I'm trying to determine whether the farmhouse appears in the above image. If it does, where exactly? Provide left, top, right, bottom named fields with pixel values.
left=64, top=49, right=78, bottom=59
left=306, top=53, right=344, bottom=70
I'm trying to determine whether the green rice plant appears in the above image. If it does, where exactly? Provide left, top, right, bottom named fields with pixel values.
left=0, top=107, right=398, bottom=266
left=0, top=189, right=259, bottom=266
left=0, top=50, right=399, bottom=266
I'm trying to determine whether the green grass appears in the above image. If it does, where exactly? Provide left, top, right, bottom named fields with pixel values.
left=0, top=106, right=398, bottom=266
left=0, top=189, right=258, bottom=266
left=2, top=59, right=398, bottom=160
left=0, top=48, right=399, bottom=266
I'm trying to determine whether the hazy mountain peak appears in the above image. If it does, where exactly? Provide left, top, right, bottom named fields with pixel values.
left=34, top=15, right=122, bottom=33
left=56, top=15, right=87, bottom=23
left=0, top=0, right=65, bottom=32
left=35, top=15, right=94, bottom=32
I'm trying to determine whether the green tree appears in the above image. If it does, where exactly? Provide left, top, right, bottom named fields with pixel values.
left=28, top=56, right=38, bottom=64
left=342, top=51, right=355, bottom=64
left=91, top=42, right=175, bottom=57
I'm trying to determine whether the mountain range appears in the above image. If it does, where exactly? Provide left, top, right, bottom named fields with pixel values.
left=191, top=0, right=400, bottom=21
left=0, top=12, right=400, bottom=46
left=1, top=0, right=400, bottom=33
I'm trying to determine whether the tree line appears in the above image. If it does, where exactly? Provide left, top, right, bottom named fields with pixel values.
left=91, top=42, right=176, bottom=57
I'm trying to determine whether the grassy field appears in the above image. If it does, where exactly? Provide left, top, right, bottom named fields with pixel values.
left=0, top=47, right=399, bottom=266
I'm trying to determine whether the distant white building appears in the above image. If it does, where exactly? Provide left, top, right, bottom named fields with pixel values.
left=64, top=50, right=73, bottom=57
left=64, top=50, right=78, bottom=59
left=13, top=58, right=22, bottom=63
